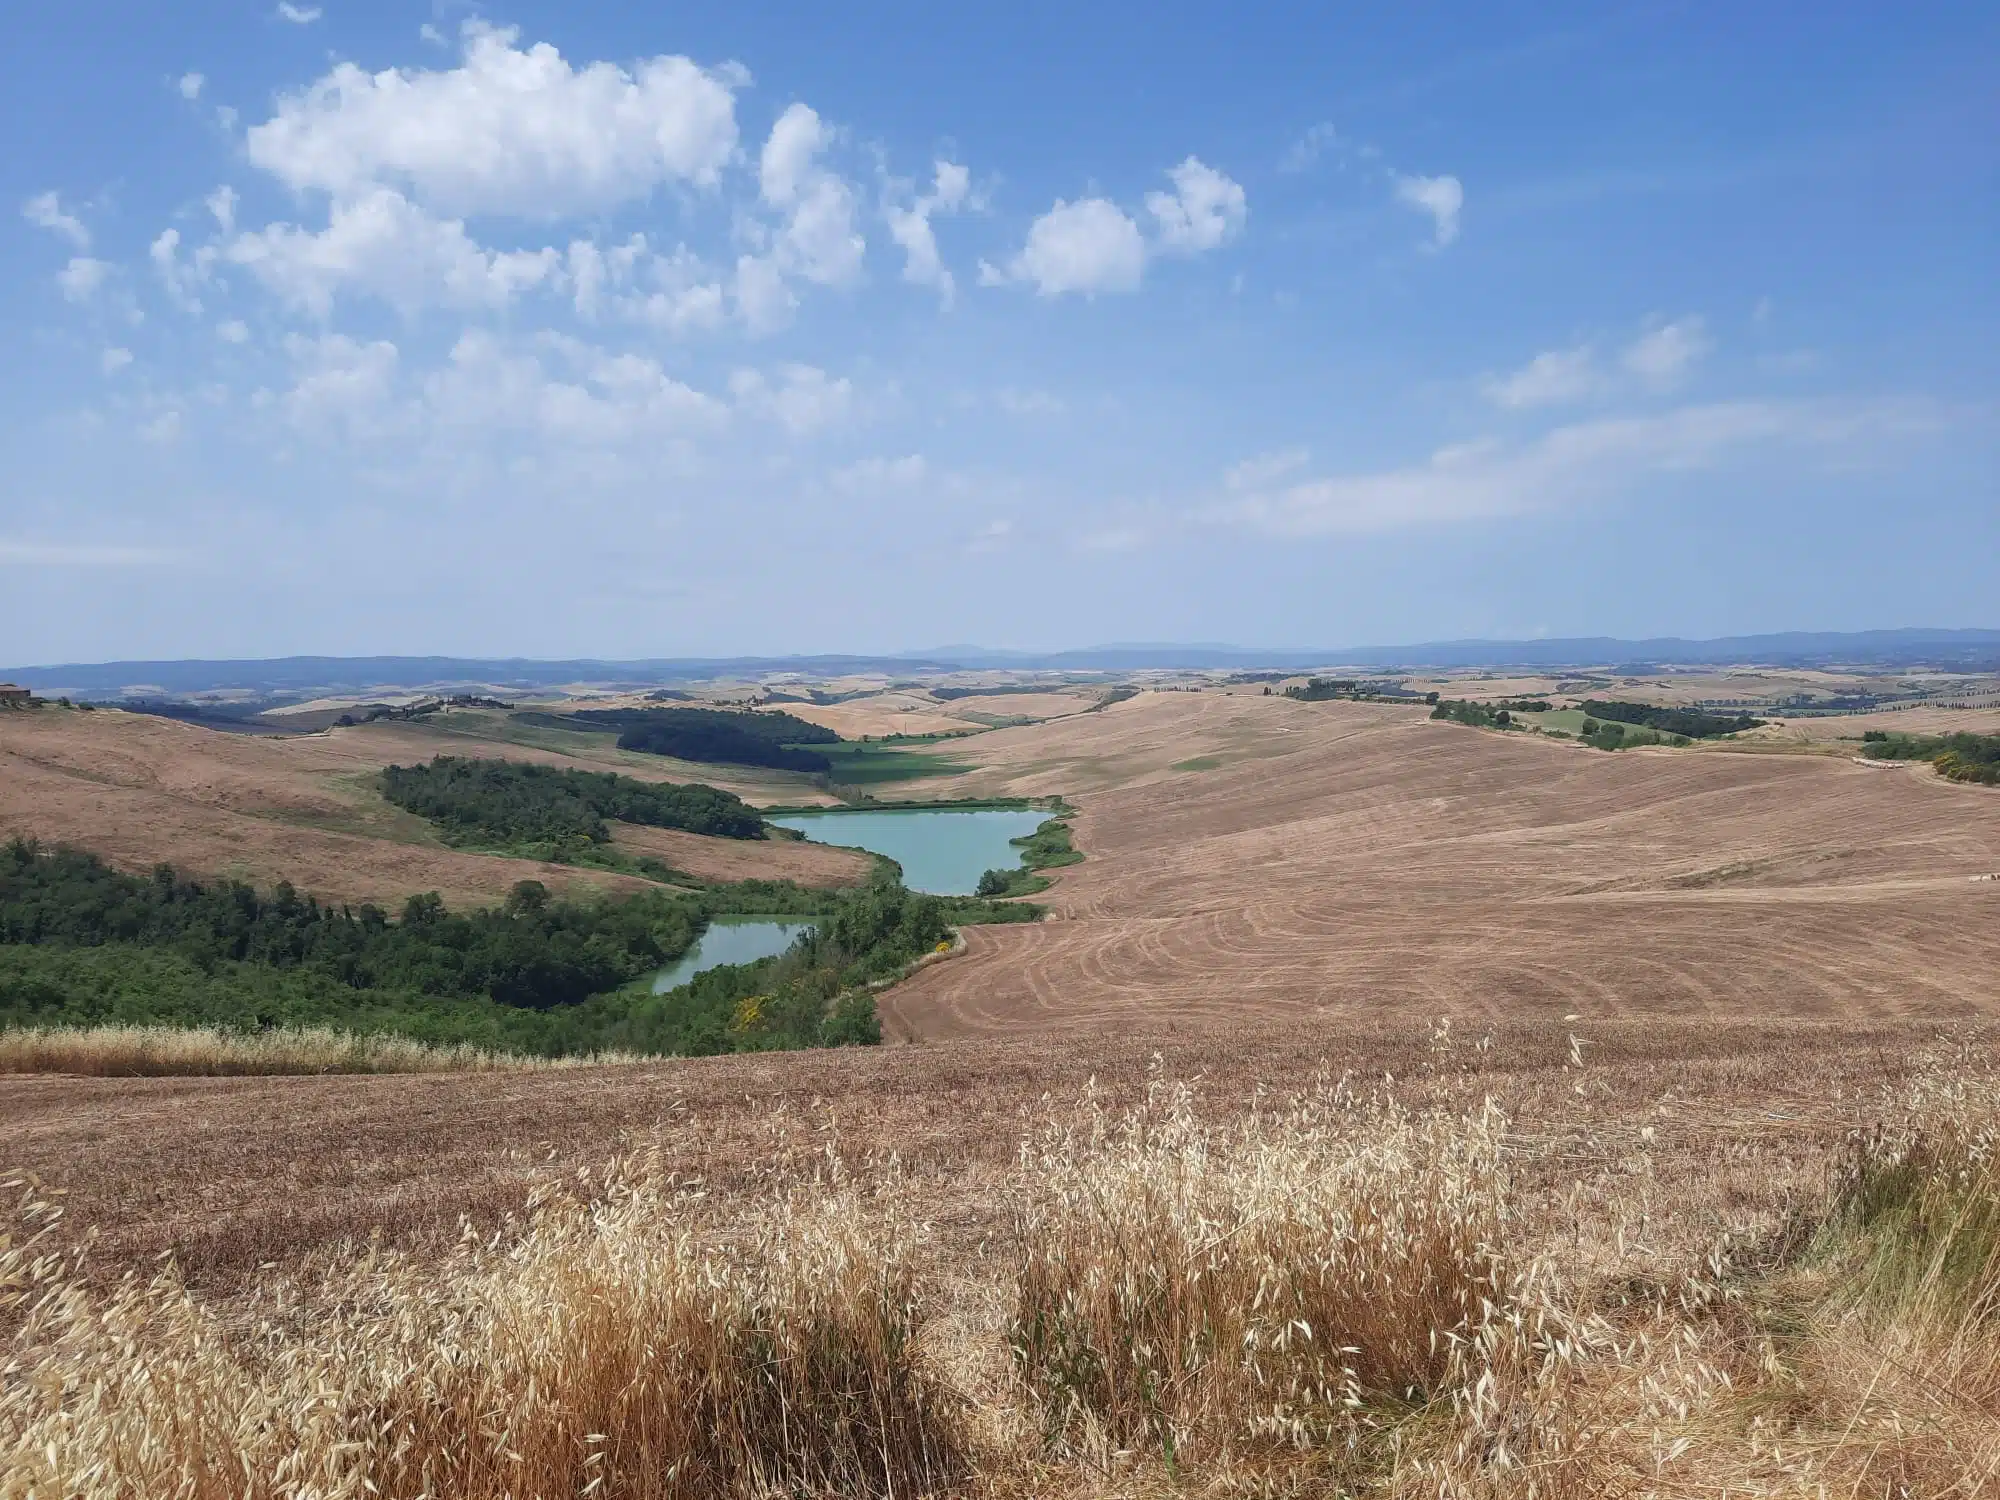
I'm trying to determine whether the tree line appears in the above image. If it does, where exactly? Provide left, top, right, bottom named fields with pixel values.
left=0, top=838, right=1041, bottom=1056
left=381, top=756, right=765, bottom=848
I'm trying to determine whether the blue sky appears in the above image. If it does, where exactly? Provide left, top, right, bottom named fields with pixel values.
left=5, top=2, right=1995, bottom=662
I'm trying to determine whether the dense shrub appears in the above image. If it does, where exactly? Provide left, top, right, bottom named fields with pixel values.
left=1856, top=730, right=2000, bottom=784
left=1579, top=700, right=1763, bottom=739
left=382, top=756, right=764, bottom=846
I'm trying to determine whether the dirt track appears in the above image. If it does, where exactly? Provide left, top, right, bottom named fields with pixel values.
left=881, top=693, right=2000, bottom=1038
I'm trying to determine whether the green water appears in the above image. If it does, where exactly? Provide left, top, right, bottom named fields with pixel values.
left=765, top=807, right=1051, bottom=895
left=651, top=916, right=816, bottom=992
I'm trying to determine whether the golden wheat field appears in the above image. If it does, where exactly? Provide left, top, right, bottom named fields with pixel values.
left=4, top=687, right=1999, bottom=1494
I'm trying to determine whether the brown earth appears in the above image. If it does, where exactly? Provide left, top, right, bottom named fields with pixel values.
left=879, top=691, right=2000, bottom=1039
left=0, top=708, right=851, bottom=905
left=609, top=824, right=872, bottom=885
left=0, top=1014, right=1966, bottom=1294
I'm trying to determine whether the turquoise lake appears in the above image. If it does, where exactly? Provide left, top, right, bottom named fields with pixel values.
left=765, top=807, right=1052, bottom=895
left=651, top=917, right=816, bottom=993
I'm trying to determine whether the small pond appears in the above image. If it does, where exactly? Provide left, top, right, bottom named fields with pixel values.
left=764, top=806, right=1053, bottom=896
left=651, top=917, right=816, bottom=993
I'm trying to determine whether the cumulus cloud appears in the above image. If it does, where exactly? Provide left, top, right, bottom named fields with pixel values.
left=728, top=363, right=854, bottom=435
left=275, top=3, right=322, bottom=23
left=281, top=332, right=402, bottom=435
left=1146, top=157, right=1246, bottom=253
left=1623, top=316, right=1712, bottom=388
left=1393, top=173, right=1463, bottom=247
left=151, top=228, right=216, bottom=312
left=752, top=104, right=863, bottom=290
left=218, top=319, right=250, bottom=343
left=227, top=188, right=560, bottom=315
left=567, top=237, right=725, bottom=333
left=245, top=23, right=741, bottom=217
left=23, top=191, right=89, bottom=249
left=1217, top=398, right=1945, bottom=536
left=101, top=347, right=134, bottom=375
left=885, top=160, right=970, bottom=304
left=1001, top=197, right=1147, bottom=297
left=178, top=72, right=205, bottom=100
left=57, top=256, right=110, bottom=302
left=759, top=102, right=827, bottom=207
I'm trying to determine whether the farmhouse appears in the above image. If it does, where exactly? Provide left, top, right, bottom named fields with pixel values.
left=0, top=684, right=32, bottom=708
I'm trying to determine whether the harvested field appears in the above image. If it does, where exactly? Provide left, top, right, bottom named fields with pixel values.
left=0, top=1015, right=1954, bottom=1291
left=610, top=823, right=872, bottom=886
left=880, top=691, right=2000, bottom=1038
left=0, top=708, right=847, bottom=905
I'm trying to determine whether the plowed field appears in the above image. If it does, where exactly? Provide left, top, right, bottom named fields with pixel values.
left=880, top=692, right=2000, bottom=1038
left=0, top=708, right=860, bottom=905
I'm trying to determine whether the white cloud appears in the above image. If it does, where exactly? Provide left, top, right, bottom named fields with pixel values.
left=885, top=159, right=971, bottom=304
left=139, top=410, right=183, bottom=443
left=1146, top=157, right=1246, bottom=253
left=1481, top=344, right=1600, bottom=409
left=728, top=363, right=853, bottom=435
left=1281, top=122, right=1341, bottom=173
left=0, top=541, right=187, bottom=568
left=151, top=228, right=216, bottom=312
left=759, top=102, right=826, bottom=207
left=101, top=347, right=134, bottom=375
left=732, top=253, right=797, bottom=335
left=245, top=23, right=741, bottom=218
left=569, top=238, right=726, bottom=334
left=1004, top=197, right=1146, bottom=297
left=1393, top=173, right=1463, bottom=247
left=1217, top=398, right=1946, bottom=536
left=282, top=332, right=402, bottom=435
left=205, top=185, right=238, bottom=235
left=178, top=72, right=205, bottom=100
left=23, top=191, right=89, bottom=249
left=1622, top=316, right=1712, bottom=388
left=276, top=3, right=323, bottom=23
left=227, top=188, right=560, bottom=315
left=1224, top=447, right=1308, bottom=490
left=57, top=256, right=110, bottom=302
left=751, top=104, right=863, bottom=289
left=832, top=454, right=927, bottom=492
left=218, top=319, right=250, bottom=343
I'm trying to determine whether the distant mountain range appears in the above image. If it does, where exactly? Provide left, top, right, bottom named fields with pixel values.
left=6, top=629, right=1997, bottom=698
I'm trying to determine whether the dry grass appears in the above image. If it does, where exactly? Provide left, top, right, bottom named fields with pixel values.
left=0, top=1024, right=621, bottom=1076
left=8, top=1032, right=2000, bottom=1496
left=0, top=1154, right=965, bottom=1498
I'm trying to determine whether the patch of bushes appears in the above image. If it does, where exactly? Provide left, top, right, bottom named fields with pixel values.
left=1430, top=698, right=1520, bottom=729
left=596, top=707, right=840, bottom=772
left=381, top=756, right=764, bottom=848
left=1579, top=699, right=1763, bottom=739
left=976, top=818, right=1081, bottom=898
left=1858, top=730, right=2000, bottom=785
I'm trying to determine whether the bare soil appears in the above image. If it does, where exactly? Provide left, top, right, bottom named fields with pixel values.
left=0, top=708, right=850, bottom=905
left=880, top=691, right=2000, bottom=1038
